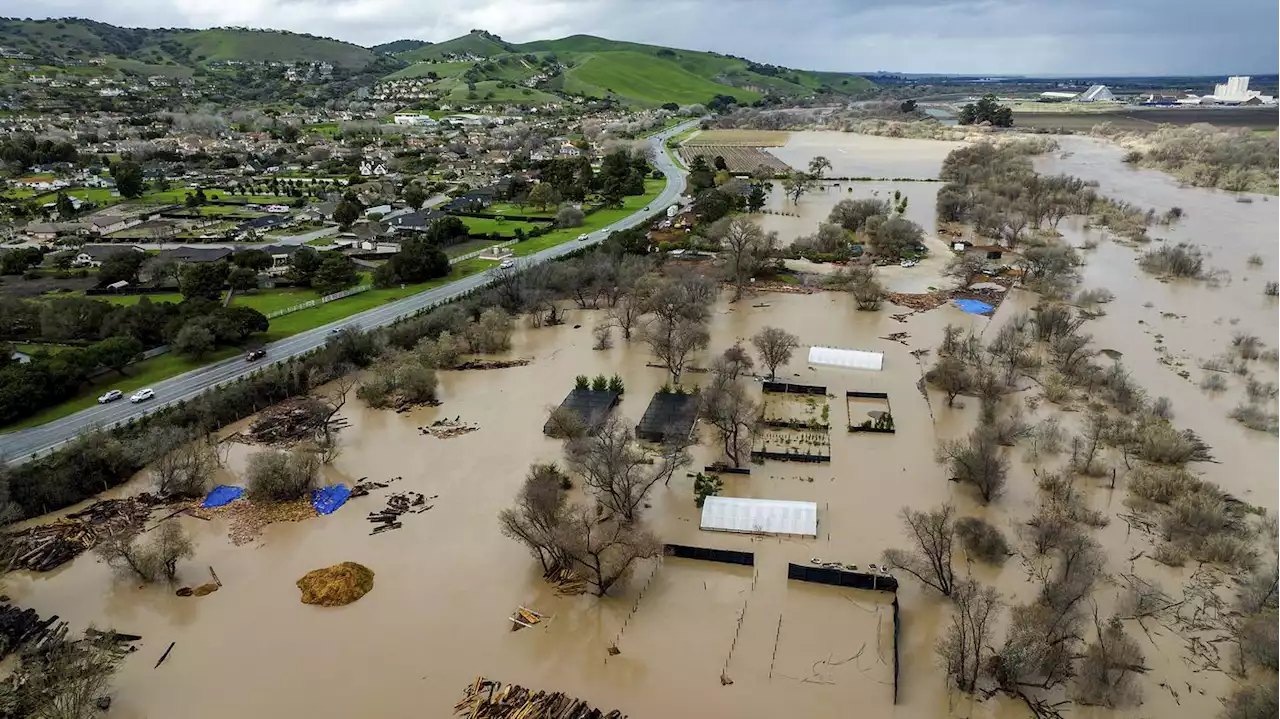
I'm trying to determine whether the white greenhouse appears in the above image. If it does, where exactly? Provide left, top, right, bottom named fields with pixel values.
left=699, top=497, right=818, bottom=537
left=807, top=346, right=884, bottom=372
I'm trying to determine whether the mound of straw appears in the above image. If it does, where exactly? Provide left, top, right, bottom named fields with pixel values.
left=296, top=562, right=375, bottom=606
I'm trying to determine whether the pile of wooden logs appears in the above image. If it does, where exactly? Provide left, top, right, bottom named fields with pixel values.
left=454, top=677, right=624, bottom=719
left=248, top=398, right=330, bottom=444
left=7, top=495, right=160, bottom=572
left=0, top=604, right=67, bottom=660
left=367, top=491, right=433, bottom=535
left=544, top=564, right=587, bottom=596
left=454, top=359, right=531, bottom=371
left=419, top=418, right=479, bottom=439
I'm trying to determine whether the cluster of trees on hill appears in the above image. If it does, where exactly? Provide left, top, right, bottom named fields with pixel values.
left=958, top=94, right=1013, bottom=127
left=0, top=133, right=78, bottom=171
left=532, top=148, right=652, bottom=205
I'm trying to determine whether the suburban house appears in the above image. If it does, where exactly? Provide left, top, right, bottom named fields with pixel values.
left=559, top=142, right=582, bottom=157
left=155, top=246, right=233, bottom=264
left=359, top=160, right=388, bottom=176
left=74, top=244, right=145, bottom=267
left=24, top=222, right=78, bottom=242
left=299, top=201, right=337, bottom=222
left=386, top=208, right=444, bottom=233
left=258, top=244, right=301, bottom=275
left=86, top=213, right=143, bottom=236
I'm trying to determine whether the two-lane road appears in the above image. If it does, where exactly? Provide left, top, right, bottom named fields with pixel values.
left=1, top=120, right=698, bottom=463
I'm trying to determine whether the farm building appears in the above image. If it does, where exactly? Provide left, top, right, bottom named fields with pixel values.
left=543, top=388, right=619, bottom=436
left=808, top=346, right=884, bottom=372
left=1038, top=91, right=1078, bottom=102
left=1074, top=85, right=1116, bottom=103
left=635, top=392, right=699, bottom=443
left=700, top=497, right=818, bottom=538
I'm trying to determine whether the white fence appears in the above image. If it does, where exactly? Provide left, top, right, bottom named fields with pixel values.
left=265, top=284, right=372, bottom=319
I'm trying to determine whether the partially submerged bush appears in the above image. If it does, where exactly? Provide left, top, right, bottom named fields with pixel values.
left=1232, top=333, right=1263, bottom=360
left=1221, top=675, right=1278, bottom=719
left=1138, top=242, right=1204, bottom=278
left=245, top=448, right=320, bottom=502
left=357, top=353, right=439, bottom=409
left=954, top=516, right=1010, bottom=565
left=95, top=522, right=194, bottom=583
left=1199, top=373, right=1228, bottom=392
left=1230, top=402, right=1279, bottom=434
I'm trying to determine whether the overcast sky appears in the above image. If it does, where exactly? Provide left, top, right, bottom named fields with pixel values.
left=14, top=0, right=1280, bottom=75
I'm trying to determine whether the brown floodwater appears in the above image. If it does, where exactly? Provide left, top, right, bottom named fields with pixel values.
left=6, top=133, right=1276, bottom=719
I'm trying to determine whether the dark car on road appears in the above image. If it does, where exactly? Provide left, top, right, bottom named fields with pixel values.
left=246, top=349, right=267, bottom=362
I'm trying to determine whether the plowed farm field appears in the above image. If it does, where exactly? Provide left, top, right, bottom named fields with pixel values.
left=679, top=145, right=792, bottom=173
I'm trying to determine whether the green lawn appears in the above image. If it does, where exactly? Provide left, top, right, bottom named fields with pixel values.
left=141, top=189, right=296, bottom=205
left=487, top=202, right=556, bottom=218
left=1, top=346, right=241, bottom=433
left=305, top=236, right=337, bottom=246
left=446, top=238, right=504, bottom=258
left=232, top=288, right=323, bottom=315
left=258, top=259, right=491, bottom=342
left=97, top=293, right=185, bottom=306
left=459, top=216, right=542, bottom=236
left=512, top=180, right=664, bottom=256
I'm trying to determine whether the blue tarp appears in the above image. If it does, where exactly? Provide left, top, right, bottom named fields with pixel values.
left=311, top=484, right=352, bottom=516
left=202, top=485, right=244, bottom=508
left=954, top=299, right=995, bottom=315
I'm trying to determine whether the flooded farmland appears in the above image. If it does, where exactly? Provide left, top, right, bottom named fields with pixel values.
left=6, top=131, right=1276, bottom=719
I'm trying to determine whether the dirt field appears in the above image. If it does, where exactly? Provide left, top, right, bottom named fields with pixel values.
left=1014, top=106, right=1278, bottom=131
left=680, top=145, right=791, bottom=173
left=686, top=129, right=791, bottom=146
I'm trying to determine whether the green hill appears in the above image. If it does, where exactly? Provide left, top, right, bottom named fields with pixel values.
left=397, top=31, right=514, bottom=62
left=0, top=18, right=380, bottom=70
left=562, top=51, right=759, bottom=105
left=372, top=39, right=431, bottom=55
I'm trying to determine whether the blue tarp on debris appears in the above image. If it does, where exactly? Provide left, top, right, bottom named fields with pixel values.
left=953, top=299, right=995, bottom=315
left=311, top=484, right=352, bottom=516
left=201, top=485, right=244, bottom=508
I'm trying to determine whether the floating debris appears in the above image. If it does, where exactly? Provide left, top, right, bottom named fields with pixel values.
left=544, top=564, right=588, bottom=596
left=454, top=677, right=625, bottom=719
left=419, top=417, right=480, bottom=439
left=509, top=606, right=549, bottom=632
left=247, top=397, right=333, bottom=444
left=367, top=491, right=433, bottom=535
left=453, top=359, right=531, bottom=370
left=187, top=497, right=316, bottom=546
left=296, top=562, right=374, bottom=606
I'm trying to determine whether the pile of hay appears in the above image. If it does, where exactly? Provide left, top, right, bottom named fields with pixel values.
left=296, top=562, right=374, bottom=606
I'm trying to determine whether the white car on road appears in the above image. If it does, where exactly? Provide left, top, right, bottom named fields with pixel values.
left=900, top=259, right=918, bottom=268
left=499, top=259, right=516, bottom=269
left=97, top=389, right=122, bottom=404
left=129, top=388, right=155, bottom=403
left=577, top=233, right=589, bottom=241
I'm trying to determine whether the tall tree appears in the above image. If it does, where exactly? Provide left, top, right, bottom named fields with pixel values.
left=883, top=504, right=957, bottom=596
left=751, top=326, right=799, bottom=380
left=709, top=215, right=777, bottom=300
left=780, top=171, right=814, bottom=204
left=110, top=160, right=145, bottom=199
left=178, top=262, right=228, bottom=301
left=642, top=317, right=708, bottom=386
left=699, top=374, right=758, bottom=467
left=808, top=155, right=832, bottom=179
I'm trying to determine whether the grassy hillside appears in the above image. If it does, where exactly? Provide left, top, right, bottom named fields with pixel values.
left=174, top=29, right=378, bottom=69
left=518, top=34, right=873, bottom=99
left=563, top=51, right=760, bottom=105
left=0, top=18, right=379, bottom=70
left=373, top=39, right=431, bottom=55
left=398, top=31, right=514, bottom=62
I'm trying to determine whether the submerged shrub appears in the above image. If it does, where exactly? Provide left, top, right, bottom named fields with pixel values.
left=1139, top=242, right=1204, bottom=278
left=1230, top=403, right=1279, bottom=434
left=954, top=516, right=1010, bottom=565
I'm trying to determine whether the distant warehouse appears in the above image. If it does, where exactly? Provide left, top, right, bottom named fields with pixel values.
left=1075, top=84, right=1116, bottom=102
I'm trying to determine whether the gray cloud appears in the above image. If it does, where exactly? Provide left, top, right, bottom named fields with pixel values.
left=12, top=0, right=1279, bottom=74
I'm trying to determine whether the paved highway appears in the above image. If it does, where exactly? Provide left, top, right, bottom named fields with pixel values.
left=1, top=120, right=697, bottom=462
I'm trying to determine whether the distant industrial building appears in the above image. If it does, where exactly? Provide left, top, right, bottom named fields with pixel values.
left=392, top=113, right=438, bottom=127
left=1038, top=91, right=1078, bottom=102
left=1074, top=84, right=1115, bottom=103
left=1165, top=76, right=1277, bottom=106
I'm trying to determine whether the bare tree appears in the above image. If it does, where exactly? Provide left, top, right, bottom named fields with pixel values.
left=883, top=504, right=956, bottom=596
left=698, top=376, right=759, bottom=467
left=937, top=579, right=1002, bottom=693
left=606, top=294, right=644, bottom=340
left=926, top=356, right=971, bottom=407
left=751, top=326, right=800, bottom=380
left=938, top=429, right=1008, bottom=504
left=1074, top=610, right=1146, bottom=708
left=95, top=522, right=193, bottom=584
left=544, top=406, right=588, bottom=440
left=709, top=215, right=778, bottom=300
left=710, top=342, right=754, bottom=381
left=564, top=418, right=687, bottom=522
left=151, top=437, right=217, bottom=499
left=944, top=253, right=987, bottom=289
left=642, top=316, right=709, bottom=386
left=498, top=463, right=570, bottom=572
left=556, top=504, right=662, bottom=596
left=6, top=633, right=124, bottom=719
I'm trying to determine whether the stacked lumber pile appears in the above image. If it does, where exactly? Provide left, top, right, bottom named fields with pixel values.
left=454, top=677, right=624, bottom=719
left=544, top=564, right=587, bottom=596
left=248, top=398, right=329, bottom=444
left=0, top=604, right=67, bottom=659
left=7, top=495, right=160, bottom=572
left=419, top=417, right=480, bottom=439
left=367, top=491, right=433, bottom=535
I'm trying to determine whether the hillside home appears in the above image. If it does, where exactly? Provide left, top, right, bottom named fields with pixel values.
left=74, top=244, right=145, bottom=268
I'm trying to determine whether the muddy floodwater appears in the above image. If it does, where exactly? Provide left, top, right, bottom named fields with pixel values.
left=768, top=131, right=965, bottom=180
left=7, top=133, right=1276, bottom=719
